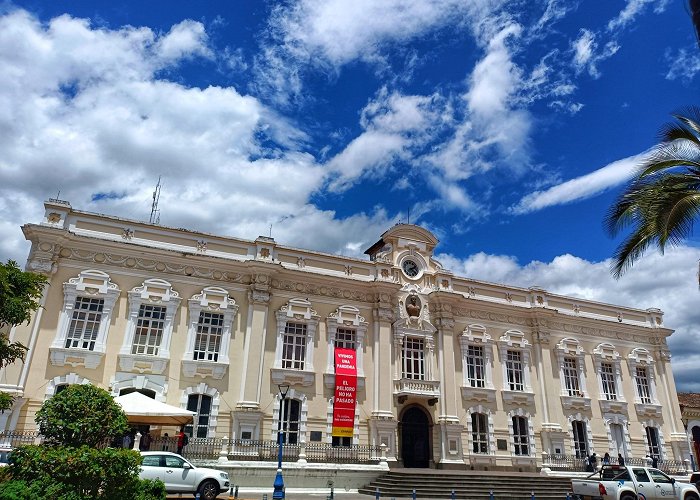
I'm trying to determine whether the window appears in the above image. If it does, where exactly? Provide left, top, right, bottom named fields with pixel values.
left=185, top=394, right=212, bottom=438
left=600, top=362, right=617, bottom=400
left=51, top=270, right=120, bottom=369
left=132, top=305, right=166, bottom=356
left=332, top=436, right=352, bottom=447
left=498, top=330, right=532, bottom=395
left=55, top=384, right=69, bottom=395
left=142, top=455, right=160, bottom=467
left=633, top=468, right=651, bottom=483
left=325, top=305, right=368, bottom=381
left=471, top=413, right=488, bottom=454
left=572, top=420, right=588, bottom=459
left=506, top=350, right=524, bottom=391
left=563, top=358, right=581, bottom=397
left=646, top=426, right=661, bottom=458
left=163, top=455, right=186, bottom=468
left=65, top=297, right=104, bottom=350
left=403, top=337, right=425, bottom=380
left=648, top=470, right=672, bottom=483
left=467, top=345, right=485, bottom=388
left=635, top=367, right=652, bottom=404
left=193, top=312, right=223, bottom=362
left=512, top=416, right=529, bottom=455
left=273, top=298, right=319, bottom=386
left=278, top=398, right=301, bottom=444
left=120, top=279, right=180, bottom=375
left=183, top=287, right=238, bottom=379
left=335, top=327, right=356, bottom=349
left=282, top=322, right=307, bottom=370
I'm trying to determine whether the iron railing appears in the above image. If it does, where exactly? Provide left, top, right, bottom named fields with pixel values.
left=0, top=431, right=39, bottom=448
left=546, top=454, right=689, bottom=475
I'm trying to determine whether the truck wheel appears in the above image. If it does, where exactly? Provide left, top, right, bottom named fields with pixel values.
left=685, top=493, right=699, bottom=500
left=196, top=479, right=219, bottom=500
left=620, top=495, right=638, bottom=500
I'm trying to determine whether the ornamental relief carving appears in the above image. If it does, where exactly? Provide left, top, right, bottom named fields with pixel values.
left=547, top=320, right=665, bottom=345
left=451, top=308, right=529, bottom=326
left=269, top=279, right=374, bottom=303
left=63, top=248, right=246, bottom=283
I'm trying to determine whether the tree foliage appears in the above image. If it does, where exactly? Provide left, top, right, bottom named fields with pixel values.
left=4, top=445, right=164, bottom=500
left=35, top=384, right=129, bottom=448
left=0, top=260, right=47, bottom=331
left=606, top=109, right=700, bottom=277
left=0, top=260, right=48, bottom=412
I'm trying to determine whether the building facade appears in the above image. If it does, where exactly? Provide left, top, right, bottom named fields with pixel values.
left=0, top=199, right=690, bottom=470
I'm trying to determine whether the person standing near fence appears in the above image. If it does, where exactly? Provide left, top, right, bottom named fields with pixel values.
left=618, top=453, right=625, bottom=466
left=177, top=428, right=189, bottom=455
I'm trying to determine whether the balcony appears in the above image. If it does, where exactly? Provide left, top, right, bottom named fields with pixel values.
left=394, top=378, right=440, bottom=402
left=323, top=373, right=366, bottom=390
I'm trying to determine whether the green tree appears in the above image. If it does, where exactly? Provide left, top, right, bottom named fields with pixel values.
left=35, top=384, right=128, bottom=447
left=606, top=110, right=700, bottom=277
left=0, top=260, right=48, bottom=412
left=0, top=385, right=165, bottom=500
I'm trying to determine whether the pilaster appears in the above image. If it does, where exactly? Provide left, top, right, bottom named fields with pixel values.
left=238, top=274, right=271, bottom=410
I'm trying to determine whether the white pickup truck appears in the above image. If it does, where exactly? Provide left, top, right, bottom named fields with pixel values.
left=571, top=465, right=699, bottom=500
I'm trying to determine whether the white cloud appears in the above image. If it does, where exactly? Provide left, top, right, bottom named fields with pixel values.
left=511, top=153, right=645, bottom=214
left=435, top=246, right=700, bottom=391
left=571, top=29, right=619, bottom=78
left=0, top=9, right=399, bottom=265
left=607, top=0, right=669, bottom=32
left=665, top=47, right=700, bottom=81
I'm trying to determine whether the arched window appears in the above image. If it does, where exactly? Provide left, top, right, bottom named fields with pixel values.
left=186, top=394, right=212, bottom=438
left=278, top=399, right=301, bottom=445
left=55, top=384, right=69, bottom=395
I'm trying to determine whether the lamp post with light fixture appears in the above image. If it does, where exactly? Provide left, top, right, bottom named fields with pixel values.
left=272, top=384, right=290, bottom=500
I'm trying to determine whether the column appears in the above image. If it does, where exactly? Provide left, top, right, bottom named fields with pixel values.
left=434, top=311, right=463, bottom=466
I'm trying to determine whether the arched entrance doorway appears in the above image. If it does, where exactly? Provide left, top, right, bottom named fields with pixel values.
left=400, top=406, right=431, bottom=468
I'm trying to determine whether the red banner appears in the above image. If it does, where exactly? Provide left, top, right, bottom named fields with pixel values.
left=332, top=348, right=357, bottom=437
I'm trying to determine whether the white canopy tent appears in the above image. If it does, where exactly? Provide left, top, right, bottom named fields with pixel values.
left=114, top=392, right=195, bottom=425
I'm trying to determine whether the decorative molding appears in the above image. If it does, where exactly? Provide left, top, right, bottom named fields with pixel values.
left=63, top=248, right=247, bottom=283
left=269, top=278, right=375, bottom=303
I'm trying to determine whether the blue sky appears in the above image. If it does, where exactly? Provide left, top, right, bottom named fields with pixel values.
left=1, top=0, right=700, bottom=390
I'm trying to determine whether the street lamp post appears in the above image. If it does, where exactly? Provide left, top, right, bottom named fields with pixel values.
left=272, top=384, right=290, bottom=500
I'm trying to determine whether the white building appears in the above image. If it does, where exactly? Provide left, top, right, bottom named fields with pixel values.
left=0, top=199, right=689, bottom=470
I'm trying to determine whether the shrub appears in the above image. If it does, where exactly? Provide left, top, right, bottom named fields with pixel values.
left=34, top=385, right=128, bottom=447
left=3, top=445, right=166, bottom=499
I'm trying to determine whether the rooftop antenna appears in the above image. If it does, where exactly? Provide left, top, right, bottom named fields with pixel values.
left=269, top=224, right=273, bottom=238
left=56, top=190, right=61, bottom=199
left=149, top=176, right=161, bottom=224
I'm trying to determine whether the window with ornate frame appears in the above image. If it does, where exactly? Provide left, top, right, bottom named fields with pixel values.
left=272, top=298, right=319, bottom=387
left=593, top=343, right=626, bottom=414
left=50, top=270, right=120, bottom=369
left=181, top=383, right=220, bottom=439
left=499, top=331, right=534, bottom=406
left=569, top=416, right=593, bottom=459
left=325, top=305, right=367, bottom=389
left=119, top=279, right=181, bottom=375
left=459, top=325, right=496, bottom=403
left=466, top=405, right=495, bottom=460
left=628, top=348, right=661, bottom=418
left=509, top=409, right=534, bottom=457
left=555, top=338, right=590, bottom=411
left=645, top=425, right=663, bottom=459
left=182, top=287, right=238, bottom=380
left=272, top=389, right=308, bottom=447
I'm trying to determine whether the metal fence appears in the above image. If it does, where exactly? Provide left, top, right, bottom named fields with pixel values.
left=0, top=431, right=39, bottom=448
left=546, top=454, right=690, bottom=475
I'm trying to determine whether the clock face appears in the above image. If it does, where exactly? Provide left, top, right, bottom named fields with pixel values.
left=402, top=259, right=420, bottom=278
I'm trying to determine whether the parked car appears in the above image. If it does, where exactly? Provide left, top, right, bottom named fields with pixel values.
left=691, top=471, right=700, bottom=491
left=139, top=451, right=229, bottom=500
left=0, top=447, right=11, bottom=466
left=571, top=464, right=699, bottom=500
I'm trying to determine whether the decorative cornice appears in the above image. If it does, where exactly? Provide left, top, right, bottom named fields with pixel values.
left=548, top=320, right=665, bottom=345
left=62, top=248, right=246, bottom=283
left=269, top=278, right=375, bottom=303
left=452, top=308, right=530, bottom=327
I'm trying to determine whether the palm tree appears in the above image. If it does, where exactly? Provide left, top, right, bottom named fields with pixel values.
left=605, top=109, right=700, bottom=278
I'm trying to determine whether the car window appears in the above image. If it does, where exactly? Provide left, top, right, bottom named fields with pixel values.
left=648, top=469, right=672, bottom=484
left=142, top=455, right=161, bottom=467
left=164, top=456, right=186, bottom=468
left=612, top=470, right=631, bottom=481
left=633, top=469, right=651, bottom=483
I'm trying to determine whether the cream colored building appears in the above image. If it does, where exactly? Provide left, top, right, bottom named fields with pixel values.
left=0, top=199, right=690, bottom=470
